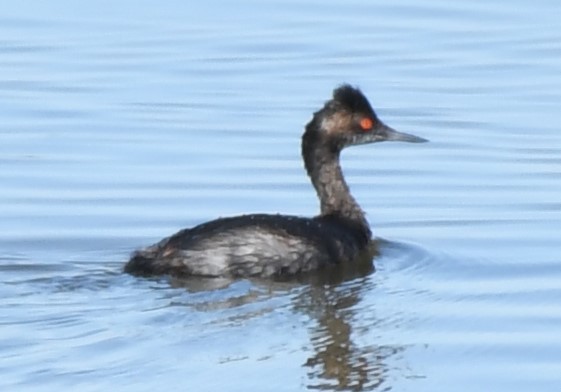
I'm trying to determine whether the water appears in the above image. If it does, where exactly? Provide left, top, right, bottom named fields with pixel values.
left=1, top=0, right=561, bottom=390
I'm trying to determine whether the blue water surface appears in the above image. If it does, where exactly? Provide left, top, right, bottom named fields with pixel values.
left=1, top=1, right=561, bottom=391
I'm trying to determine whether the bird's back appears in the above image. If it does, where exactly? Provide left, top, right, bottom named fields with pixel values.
left=125, top=213, right=372, bottom=278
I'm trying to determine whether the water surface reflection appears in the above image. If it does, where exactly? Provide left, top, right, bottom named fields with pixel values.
left=169, top=257, right=399, bottom=391
left=296, top=277, right=399, bottom=391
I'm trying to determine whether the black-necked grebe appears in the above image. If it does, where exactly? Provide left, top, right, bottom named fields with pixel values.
left=125, top=85, right=426, bottom=278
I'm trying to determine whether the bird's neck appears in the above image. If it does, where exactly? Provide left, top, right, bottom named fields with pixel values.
left=302, top=134, right=370, bottom=235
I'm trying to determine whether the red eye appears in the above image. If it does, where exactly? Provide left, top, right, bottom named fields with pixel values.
left=359, top=117, right=373, bottom=130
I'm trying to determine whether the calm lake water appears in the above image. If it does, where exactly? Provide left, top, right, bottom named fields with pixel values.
left=2, top=1, right=561, bottom=391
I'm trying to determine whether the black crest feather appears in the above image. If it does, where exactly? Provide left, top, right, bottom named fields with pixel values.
left=332, top=84, right=375, bottom=115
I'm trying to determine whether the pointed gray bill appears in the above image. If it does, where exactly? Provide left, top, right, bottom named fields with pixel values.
left=376, top=122, right=428, bottom=143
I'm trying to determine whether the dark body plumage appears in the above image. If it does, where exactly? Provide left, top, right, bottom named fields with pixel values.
left=125, top=214, right=371, bottom=277
left=125, top=85, right=426, bottom=279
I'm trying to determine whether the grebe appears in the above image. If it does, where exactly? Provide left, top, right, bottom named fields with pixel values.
left=125, top=85, right=426, bottom=278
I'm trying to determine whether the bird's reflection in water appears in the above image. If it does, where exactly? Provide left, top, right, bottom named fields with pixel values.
left=167, top=251, right=400, bottom=391
left=293, top=260, right=400, bottom=391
